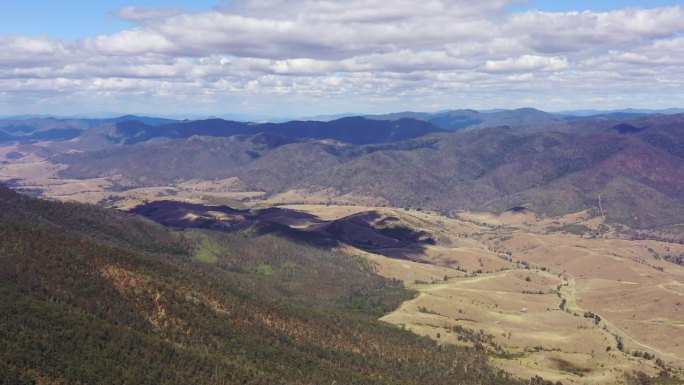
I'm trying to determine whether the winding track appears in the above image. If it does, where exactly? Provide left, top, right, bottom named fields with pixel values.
left=550, top=267, right=684, bottom=364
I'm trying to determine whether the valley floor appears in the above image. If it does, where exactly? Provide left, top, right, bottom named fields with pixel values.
left=281, top=204, right=684, bottom=385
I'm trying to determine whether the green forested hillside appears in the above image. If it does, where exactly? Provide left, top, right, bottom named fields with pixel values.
left=0, top=186, right=521, bottom=385
left=53, top=115, right=684, bottom=229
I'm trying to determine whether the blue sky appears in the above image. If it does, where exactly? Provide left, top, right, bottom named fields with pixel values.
left=0, top=1, right=217, bottom=39
left=517, top=0, right=683, bottom=12
left=1, top=0, right=684, bottom=117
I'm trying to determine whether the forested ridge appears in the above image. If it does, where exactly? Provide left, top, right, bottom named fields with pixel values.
left=55, top=114, right=684, bottom=229
left=0, top=186, right=521, bottom=385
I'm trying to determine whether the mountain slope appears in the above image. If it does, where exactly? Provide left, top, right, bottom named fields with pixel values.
left=52, top=115, right=684, bottom=228
left=367, top=108, right=562, bottom=130
left=297, top=126, right=684, bottom=228
left=0, top=127, right=84, bottom=143
left=0, top=186, right=519, bottom=385
left=0, top=184, right=183, bottom=254
left=84, top=116, right=443, bottom=146
left=55, top=134, right=339, bottom=187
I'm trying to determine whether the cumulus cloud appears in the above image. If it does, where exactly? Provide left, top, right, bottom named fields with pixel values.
left=505, top=7, right=684, bottom=53
left=482, top=55, right=568, bottom=73
left=0, top=36, right=75, bottom=68
left=111, top=7, right=186, bottom=23
left=1, top=0, right=684, bottom=115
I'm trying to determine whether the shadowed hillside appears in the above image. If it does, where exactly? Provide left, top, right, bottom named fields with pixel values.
left=128, top=200, right=435, bottom=256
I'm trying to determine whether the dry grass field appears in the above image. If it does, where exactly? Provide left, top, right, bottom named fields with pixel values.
left=0, top=157, right=266, bottom=208
left=280, top=203, right=684, bottom=384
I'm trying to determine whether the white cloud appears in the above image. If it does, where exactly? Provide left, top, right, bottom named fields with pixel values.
left=505, top=7, right=684, bottom=53
left=86, top=29, right=176, bottom=55
left=0, top=36, right=74, bottom=68
left=1, top=1, right=684, bottom=115
left=482, top=55, right=568, bottom=73
left=111, top=7, right=186, bottom=23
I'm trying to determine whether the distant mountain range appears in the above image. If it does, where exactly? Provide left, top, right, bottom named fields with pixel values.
left=103, top=116, right=442, bottom=146
left=557, top=108, right=684, bottom=116
left=366, top=107, right=563, bottom=130
left=0, top=115, right=442, bottom=146
left=0, top=107, right=660, bottom=146
left=2, top=108, right=683, bottom=229
left=44, top=111, right=684, bottom=229
left=0, top=115, right=178, bottom=143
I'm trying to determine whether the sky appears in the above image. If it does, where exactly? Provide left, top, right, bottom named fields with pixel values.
left=1, top=0, right=684, bottom=117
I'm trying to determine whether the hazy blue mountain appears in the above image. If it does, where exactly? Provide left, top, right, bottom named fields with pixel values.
left=367, top=108, right=561, bottom=130
left=83, top=115, right=179, bottom=126
left=82, top=116, right=444, bottom=146
left=0, top=115, right=178, bottom=143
